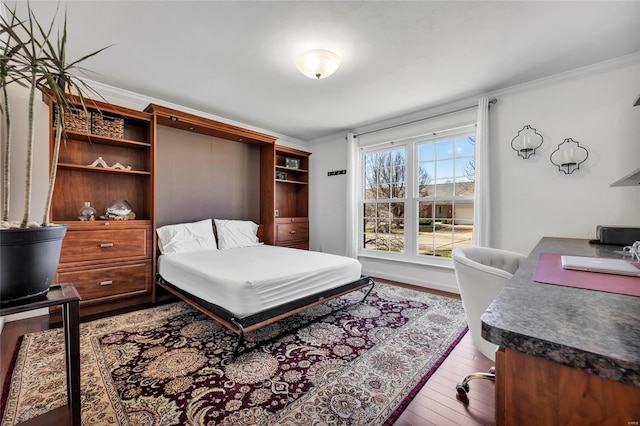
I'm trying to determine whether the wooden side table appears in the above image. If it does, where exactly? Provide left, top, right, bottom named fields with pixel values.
left=0, top=283, right=81, bottom=426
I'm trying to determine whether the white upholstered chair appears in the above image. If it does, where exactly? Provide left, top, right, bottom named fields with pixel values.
left=451, top=246, right=526, bottom=397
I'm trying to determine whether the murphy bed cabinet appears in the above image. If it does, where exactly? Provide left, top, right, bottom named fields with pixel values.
left=273, top=146, right=310, bottom=250
left=146, top=104, right=309, bottom=251
left=48, top=97, right=155, bottom=319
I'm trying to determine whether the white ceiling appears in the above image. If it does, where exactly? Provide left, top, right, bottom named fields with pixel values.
left=9, top=1, right=640, bottom=141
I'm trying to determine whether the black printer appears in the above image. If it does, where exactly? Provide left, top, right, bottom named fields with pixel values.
left=595, top=226, right=640, bottom=246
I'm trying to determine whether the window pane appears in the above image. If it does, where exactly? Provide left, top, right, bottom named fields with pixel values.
left=364, top=154, right=378, bottom=199
left=362, top=200, right=405, bottom=253
left=417, top=162, right=435, bottom=197
left=364, top=203, right=376, bottom=218
left=454, top=157, right=475, bottom=196
left=452, top=201, right=474, bottom=224
left=437, top=159, right=454, bottom=180
left=454, top=157, right=474, bottom=180
left=364, top=148, right=406, bottom=200
left=434, top=178, right=453, bottom=197
left=436, top=139, right=454, bottom=160
left=418, top=143, right=435, bottom=162
left=455, top=136, right=475, bottom=157
left=418, top=201, right=433, bottom=221
left=452, top=220, right=474, bottom=249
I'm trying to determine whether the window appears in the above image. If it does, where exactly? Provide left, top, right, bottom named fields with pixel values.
left=417, top=136, right=475, bottom=257
left=360, top=129, right=475, bottom=261
left=363, top=148, right=406, bottom=253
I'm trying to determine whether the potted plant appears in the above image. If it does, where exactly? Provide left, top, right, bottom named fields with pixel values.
left=0, top=3, right=108, bottom=306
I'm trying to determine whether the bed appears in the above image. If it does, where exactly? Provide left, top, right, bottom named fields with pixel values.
left=155, top=219, right=374, bottom=354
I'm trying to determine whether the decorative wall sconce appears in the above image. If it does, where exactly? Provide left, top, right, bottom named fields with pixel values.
left=511, top=125, right=543, bottom=159
left=549, top=138, right=589, bottom=174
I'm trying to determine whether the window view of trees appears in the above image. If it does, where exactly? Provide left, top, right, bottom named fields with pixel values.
left=363, top=148, right=406, bottom=252
left=361, top=134, right=475, bottom=259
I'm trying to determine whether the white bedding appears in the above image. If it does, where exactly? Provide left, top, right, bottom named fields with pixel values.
left=157, top=245, right=362, bottom=318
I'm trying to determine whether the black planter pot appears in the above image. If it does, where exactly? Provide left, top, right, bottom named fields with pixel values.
left=0, top=224, right=68, bottom=307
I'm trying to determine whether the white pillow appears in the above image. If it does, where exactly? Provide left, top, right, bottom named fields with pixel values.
left=214, top=219, right=260, bottom=249
left=156, top=219, right=217, bottom=254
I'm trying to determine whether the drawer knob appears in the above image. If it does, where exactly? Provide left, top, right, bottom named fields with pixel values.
left=290, top=230, right=297, bottom=234
left=99, top=280, right=113, bottom=286
left=100, top=243, right=114, bottom=248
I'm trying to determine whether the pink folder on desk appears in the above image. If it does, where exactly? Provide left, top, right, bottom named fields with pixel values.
left=534, top=253, right=640, bottom=297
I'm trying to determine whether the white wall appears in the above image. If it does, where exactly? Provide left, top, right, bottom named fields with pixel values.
left=2, top=84, right=51, bottom=225
left=309, top=59, right=640, bottom=293
left=491, top=62, right=640, bottom=255
left=2, top=57, right=638, bottom=319
left=308, top=137, right=349, bottom=254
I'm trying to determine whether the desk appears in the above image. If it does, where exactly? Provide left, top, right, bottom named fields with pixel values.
left=481, top=238, right=640, bottom=425
left=0, top=284, right=81, bottom=426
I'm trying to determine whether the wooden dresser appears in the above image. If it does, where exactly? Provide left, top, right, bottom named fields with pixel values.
left=48, top=97, right=155, bottom=319
left=271, top=146, right=310, bottom=250
left=275, top=217, right=309, bottom=249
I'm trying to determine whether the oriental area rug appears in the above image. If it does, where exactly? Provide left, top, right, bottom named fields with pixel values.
left=1, top=282, right=467, bottom=426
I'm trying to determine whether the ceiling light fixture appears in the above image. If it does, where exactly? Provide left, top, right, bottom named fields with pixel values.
left=295, top=49, right=340, bottom=80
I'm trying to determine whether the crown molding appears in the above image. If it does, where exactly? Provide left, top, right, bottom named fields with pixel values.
left=82, top=79, right=308, bottom=146
left=485, top=52, right=640, bottom=99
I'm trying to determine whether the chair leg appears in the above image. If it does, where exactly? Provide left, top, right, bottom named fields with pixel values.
left=456, top=367, right=495, bottom=397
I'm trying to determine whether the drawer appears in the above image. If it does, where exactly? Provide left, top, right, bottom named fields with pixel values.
left=60, top=227, right=150, bottom=264
left=56, top=261, right=151, bottom=303
left=276, top=221, right=308, bottom=244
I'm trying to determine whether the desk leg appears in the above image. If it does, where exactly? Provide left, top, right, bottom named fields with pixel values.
left=62, top=300, right=81, bottom=426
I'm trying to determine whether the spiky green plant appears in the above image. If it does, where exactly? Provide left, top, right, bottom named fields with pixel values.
left=0, top=2, right=109, bottom=228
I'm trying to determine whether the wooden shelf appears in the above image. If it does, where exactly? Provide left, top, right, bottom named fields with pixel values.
left=57, top=163, right=151, bottom=176
left=49, top=96, right=155, bottom=319
left=276, top=179, right=308, bottom=185
left=56, top=129, right=151, bottom=149
left=276, top=165, right=308, bottom=173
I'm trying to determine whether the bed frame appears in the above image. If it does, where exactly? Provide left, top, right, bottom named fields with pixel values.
left=156, top=274, right=374, bottom=356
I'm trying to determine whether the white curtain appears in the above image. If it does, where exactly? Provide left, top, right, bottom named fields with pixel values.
left=473, top=97, right=491, bottom=247
left=345, top=132, right=359, bottom=258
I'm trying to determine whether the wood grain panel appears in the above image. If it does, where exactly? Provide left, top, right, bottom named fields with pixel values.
left=146, top=103, right=276, bottom=146
left=59, top=226, right=150, bottom=264
left=275, top=220, right=309, bottom=244
left=56, top=261, right=151, bottom=304
left=52, top=170, right=151, bottom=221
left=499, top=347, right=640, bottom=425
left=155, top=125, right=261, bottom=227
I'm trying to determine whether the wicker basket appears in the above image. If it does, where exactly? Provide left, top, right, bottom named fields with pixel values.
left=91, top=112, right=124, bottom=139
left=54, top=107, right=90, bottom=133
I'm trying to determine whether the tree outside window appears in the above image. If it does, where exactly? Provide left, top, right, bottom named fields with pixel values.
left=363, top=148, right=405, bottom=253
left=360, top=130, right=475, bottom=260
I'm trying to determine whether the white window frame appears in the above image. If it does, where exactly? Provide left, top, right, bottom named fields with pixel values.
left=358, top=124, right=476, bottom=267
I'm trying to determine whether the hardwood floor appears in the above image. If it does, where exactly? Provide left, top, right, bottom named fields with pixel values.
left=0, top=280, right=495, bottom=425
left=393, top=331, right=496, bottom=426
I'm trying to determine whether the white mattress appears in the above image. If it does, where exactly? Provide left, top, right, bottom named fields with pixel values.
left=157, top=245, right=362, bottom=318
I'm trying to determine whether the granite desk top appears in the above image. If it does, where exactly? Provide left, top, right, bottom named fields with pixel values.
left=481, top=237, right=640, bottom=388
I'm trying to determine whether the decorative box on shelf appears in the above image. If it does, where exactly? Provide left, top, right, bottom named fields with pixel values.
left=54, top=107, right=90, bottom=133
left=285, top=157, right=301, bottom=169
left=91, top=112, right=124, bottom=139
